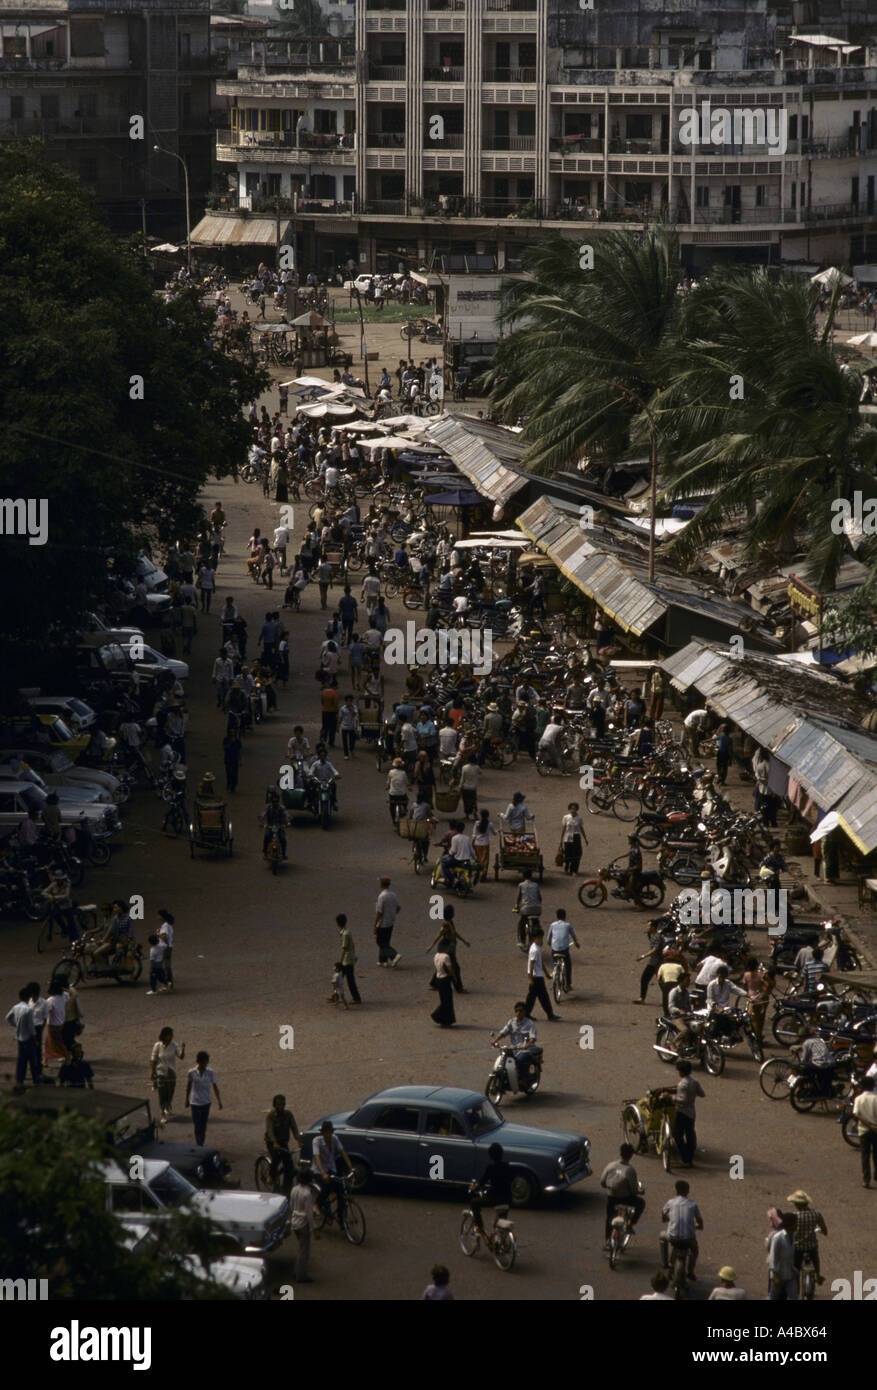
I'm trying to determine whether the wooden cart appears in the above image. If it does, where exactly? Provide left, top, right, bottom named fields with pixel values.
left=494, top=815, right=543, bottom=881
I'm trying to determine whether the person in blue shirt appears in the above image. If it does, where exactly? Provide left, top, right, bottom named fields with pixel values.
left=547, top=910, right=580, bottom=988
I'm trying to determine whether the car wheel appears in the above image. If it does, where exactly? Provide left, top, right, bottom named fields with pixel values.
left=348, top=1159, right=371, bottom=1193
left=510, top=1171, right=537, bottom=1207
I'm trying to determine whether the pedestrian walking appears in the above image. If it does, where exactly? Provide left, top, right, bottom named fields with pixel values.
left=198, top=563, right=215, bottom=613
left=472, top=808, right=498, bottom=877
left=146, top=934, right=168, bottom=995
left=558, top=801, right=587, bottom=875
left=320, top=683, right=339, bottom=747
left=524, top=927, right=559, bottom=1021
left=715, top=722, right=732, bottom=784
left=185, top=1051, right=223, bottom=1147
left=673, top=1059, right=705, bottom=1167
left=339, top=694, right=359, bottom=759
left=338, top=585, right=358, bottom=646
left=431, top=948, right=456, bottom=1028
left=374, top=877, right=401, bottom=967
left=6, top=986, right=41, bottom=1090
left=458, top=757, right=479, bottom=817
left=631, top=922, right=664, bottom=1004
left=854, top=1074, right=877, bottom=1187
left=290, top=1164, right=315, bottom=1283
left=316, top=557, right=333, bottom=609
left=44, top=977, right=71, bottom=1064
left=767, top=1213, right=798, bottom=1301
left=180, top=600, right=197, bottom=656
left=212, top=649, right=233, bottom=709
left=223, top=725, right=242, bottom=792
left=157, top=909, right=175, bottom=989
left=336, top=914, right=361, bottom=1003
left=150, top=1026, right=185, bottom=1123
left=428, top=903, right=470, bottom=993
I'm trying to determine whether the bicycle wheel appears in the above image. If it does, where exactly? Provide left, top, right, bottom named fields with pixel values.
left=612, top=792, right=642, bottom=822
left=493, top=1229, right=517, bottom=1271
left=37, top=914, right=55, bottom=954
left=383, top=579, right=399, bottom=599
left=585, top=787, right=612, bottom=814
left=773, top=1011, right=808, bottom=1047
left=535, top=755, right=551, bottom=778
left=621, top=1105, right=646, bottom=1154
left=402, top=588, right=422, bottom=611
left=459, top=1212, right=480, bottom=1256
left=552, top=968, right=564, bottom=1006
left=759, top=1057, right=793, bottom=1100
left=254, top=1156, right=273, bottom=1192
left=841, top=1112, right=863, bottom=1148
left=608, top=1230, right=620, bottom=1269
left=341, top=1200, right=366, bottom=1246
left=801, top=1266, right=815, bottom=1301
left=660, top=1118, right=674, bottom=1172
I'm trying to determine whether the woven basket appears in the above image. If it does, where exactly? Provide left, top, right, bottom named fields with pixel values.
left=434, top=790, right=460, bottom=813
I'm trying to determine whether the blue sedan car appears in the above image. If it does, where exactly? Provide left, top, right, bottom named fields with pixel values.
left=300, top=1086, right=591, bottom=1206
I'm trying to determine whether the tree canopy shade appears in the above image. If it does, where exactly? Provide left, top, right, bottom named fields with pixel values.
left=483, top=229, right=682, bottom=474
left=0, top=143, right=267, bottom=687
left=0, top=1105, right=234, bottom=1299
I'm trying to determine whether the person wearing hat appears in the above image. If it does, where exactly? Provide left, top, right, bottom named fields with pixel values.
left=197, top=771, right=217, bottom=799
left=786, top=1191, right=827, bottom=1282
left=479, top=701, right=505, bottom=766
left=708, top=1266, right=746, bottom=1300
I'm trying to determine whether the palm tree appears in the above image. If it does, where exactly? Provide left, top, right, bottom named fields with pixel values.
left=484, top=229, right=682, bottom=475
left=653, top=268, right=877, bottom=591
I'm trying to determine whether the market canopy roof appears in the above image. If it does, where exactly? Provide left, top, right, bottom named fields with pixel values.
left=290, top=310, right=328, bottom=328
left=659, top=639, right=877, bottom=850
left=425, top=416, right=530, bottom=504
left=425, top=489, right=483, bottom=507
left=189, top=214, right=291, bottom=247
left=516, top=495, right=780, bottom=647
left=810, top=267, right=853, bottom=287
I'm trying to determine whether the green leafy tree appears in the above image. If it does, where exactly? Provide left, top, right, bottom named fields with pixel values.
left=0, top=1106, right=235, bottom=1298
left=654, top=269, right=877, bottom=589
left=484, top=229, right=681, bottom=475
left=0, top=142, right=267, bottom=700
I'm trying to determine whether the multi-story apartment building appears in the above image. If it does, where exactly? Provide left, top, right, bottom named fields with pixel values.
left=0, top=0, right=214, bottom=231
left=213, top=0, right=877, bottom=274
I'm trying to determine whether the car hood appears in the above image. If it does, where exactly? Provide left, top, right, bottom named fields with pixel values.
left=46, top=782, right=106, bottom=804
left=494, top=1121, right=589, bottom=1153
left=190, top=1191, right=288, bottom=1226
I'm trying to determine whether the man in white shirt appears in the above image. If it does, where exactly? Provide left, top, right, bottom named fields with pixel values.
left=524, top=927, right=559, bottom=1021
left=361, top=572, right=381, bottom=611
left=374, top=877, right=401, bottom=967
left=212, top=650, right=234, bottom=709
left=706, top=965, right=747, bottom=1040
left=538, top=715, right=565, bottom=768
left=440, top=822, right=475, bottom=891
left=324, top=464, right=340, bottom=492
left=683, top=707, right=708, bottom=755
left=273, top=523, right=289, bottom=572
left=185, top=1051, right=223, bottom=1146
left=694, top=950, right=727, bottom=988
left=853, top=1075, right=877, bottom=1187
left=438, top=720, right=458, bottom=758
left=290, top=1164, right=316, bottom=1282
left=547, top=910, right=580, bottom=989
left=6, top=986, right=41, bottom=1088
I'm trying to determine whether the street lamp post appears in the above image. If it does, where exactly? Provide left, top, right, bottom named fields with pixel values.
left=153, top=143, right=192, bottom=275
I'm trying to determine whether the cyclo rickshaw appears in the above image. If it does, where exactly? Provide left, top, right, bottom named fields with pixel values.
left=494, top=813, right=544, bottom=882
left=188, top=794, right=233, bottom=858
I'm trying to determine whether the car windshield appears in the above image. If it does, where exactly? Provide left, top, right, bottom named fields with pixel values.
left=68, top=700, right=91, bottom=718
left=51, top=718, right=75, bottom=742
left=464, top=1100, right=503, bottom=1136
left=148, top=1167, right=197, bottom=1208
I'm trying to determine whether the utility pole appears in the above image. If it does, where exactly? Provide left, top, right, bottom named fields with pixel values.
left=139, top=198, right=147, bottom=256
left=153, top=144, right=192, bottom=274
left=351, top=286, right=371, bottom=397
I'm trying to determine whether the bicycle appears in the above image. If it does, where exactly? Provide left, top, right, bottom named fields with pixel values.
left=254, top=1146, right=297, bottom=1197
left=607, top=1187, right=644, bottom=1269
left=666, top=1238, right=694, bottom=1298
left=551, top=952, right=571, bottom=1005
left=314, top=1173, right=366, bottom=1245
left=798, top=1249, right=818, bottom=1301
left=459, top=1198, right=517, bottom=1271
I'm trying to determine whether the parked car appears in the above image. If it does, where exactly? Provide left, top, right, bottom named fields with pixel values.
left=102, top=1159, right=290, bottom=1255
left=300, top=1085, right=592, bottom=1206
left=26, top=696, right=97, bottom=734
left=4, top=1087, right=230, bottom=1187
left=82, top=612, right=145, bottom=643
left=119, top=1220, right=268, bottom=1299
left=135, top=554, right=169, bottom=594
left=107, top=577, right=172, bottom=620
left=0, top=761, right=114, bottom=806
left=0, top=712, right=92, bottom=762
left=0, top=747, right=122, bottom=800
left=0, top=780, right=120, bottom=837
left=120, top=642, right=189, bottom=683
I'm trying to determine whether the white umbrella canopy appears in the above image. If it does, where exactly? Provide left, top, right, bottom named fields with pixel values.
left=811, top=267, right=854, bottom=288
left=846, top=332, right=877, bottom=349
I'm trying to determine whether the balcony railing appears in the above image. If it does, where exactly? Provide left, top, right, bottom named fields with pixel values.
left=608, top=138, right=669, bottom=155
left=217, top=131, right=354, bottom=152
left=0, top=56, right=69, bottom=72
left=483, top=135, right=536, bottom=151
left=367, top=131, right=406, bottom=147
left=299, top=131, right=355, bottom=149
left=800, top=133, right=867, bottom=157
left=424, top=133, right=464, bottom=148
left=485, top=0, right=537, bottom=10
left=0, top=116, right=131, bottom=138
left=368, top=64, right=406, bottom=80
left=427, top=0, right=467, bottom=9
left=424, top=66, right=464, bottom=82
left=361, top=199, right=407, bottom=215
left=550, top=135, right=603, bottom=154
left=483, top=68, right=537, bottom=83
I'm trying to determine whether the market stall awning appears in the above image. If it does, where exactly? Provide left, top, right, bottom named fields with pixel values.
left=290, top=310, right=328, bottom=327
left=425, top=489, right=483, bottom=507
left=189, top=214, right=291, bottom=247
left=425, top=416, right=530, bottom=504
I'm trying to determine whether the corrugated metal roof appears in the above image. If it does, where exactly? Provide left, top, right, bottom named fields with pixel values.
left=425, top=416, right=529, bottom=504
left=189, top=214, right=290, bottom=247
left=659, top=639, right=877, bottom=847
left=516, top=497, right=769, bottom=640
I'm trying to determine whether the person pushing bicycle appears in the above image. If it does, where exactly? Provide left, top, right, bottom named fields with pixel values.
left=265, top=1094, right=301, bottom=1194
